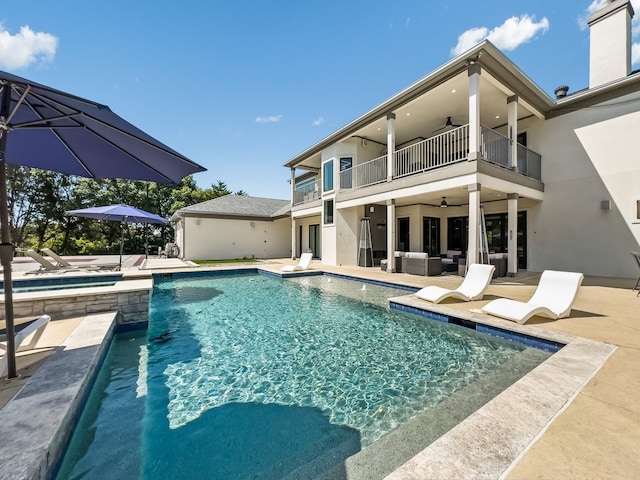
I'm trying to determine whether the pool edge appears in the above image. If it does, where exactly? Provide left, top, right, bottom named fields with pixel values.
left=0, top=312, right=118, bottom=480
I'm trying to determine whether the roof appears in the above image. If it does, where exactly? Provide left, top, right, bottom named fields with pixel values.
left=283, top=41, right=555, bottom=169
left=283, top=38, right=640, bottom=169
left=172, top=195, right=291, bottom=221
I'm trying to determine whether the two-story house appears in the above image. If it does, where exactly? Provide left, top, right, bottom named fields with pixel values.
left=285, top=0, right=640, bottom=279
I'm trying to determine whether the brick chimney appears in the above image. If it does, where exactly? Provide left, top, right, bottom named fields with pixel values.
left=588, top=0, right=635, bottom=88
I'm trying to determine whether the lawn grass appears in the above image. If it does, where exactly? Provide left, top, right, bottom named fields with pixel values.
left=193, top=258, right=259, bottom=265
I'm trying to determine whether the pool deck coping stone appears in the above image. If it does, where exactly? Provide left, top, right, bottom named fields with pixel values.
left=0, top=312, right=117, bottom=480
left=383, top=294, right=616, bottom=479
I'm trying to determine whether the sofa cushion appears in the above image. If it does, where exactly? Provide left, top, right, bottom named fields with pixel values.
left=405, top=252, right=428, bottom=259
left=446, top=250, right=462, bottom=259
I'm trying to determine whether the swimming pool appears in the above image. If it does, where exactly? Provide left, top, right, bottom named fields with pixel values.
left=55, top=272, right=552, bottom=479
left=1, top=274, right=122, bottom=294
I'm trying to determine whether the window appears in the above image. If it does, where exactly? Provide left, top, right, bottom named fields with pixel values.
left=323, top=199, right=334, bottom=225
left=447, top=212, right=527, bottom=269
left=323, top=160, right=334, bottom=192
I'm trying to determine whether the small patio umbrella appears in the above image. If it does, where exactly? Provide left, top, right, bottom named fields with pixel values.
left=67, top=204, right=170, bottom=270
left=0, top=70, right=206, bottom=378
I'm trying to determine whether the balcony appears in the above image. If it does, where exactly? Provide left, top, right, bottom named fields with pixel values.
left=293, top=178, right=321, bottom=206
left=294, top=125, right=542, bottom=206
left=338, top=154, right=387, bottom=190
left=338, top=124, right=541, bottom=192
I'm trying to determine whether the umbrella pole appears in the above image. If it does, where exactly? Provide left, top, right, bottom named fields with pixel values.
left=119, top=221, right=125, bottom=271
left=0, top=87, right=18, bottom=378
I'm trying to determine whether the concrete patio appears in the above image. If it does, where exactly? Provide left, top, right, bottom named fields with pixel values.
left=1, top=258, right=638, bottom=479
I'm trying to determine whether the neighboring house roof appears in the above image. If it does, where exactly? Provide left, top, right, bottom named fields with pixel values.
left=172, top=195, right=291, bottom=221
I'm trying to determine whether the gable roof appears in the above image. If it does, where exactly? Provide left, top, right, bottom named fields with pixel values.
left=172, top=195, right=290, bottom=221
left=283, top=40, right=555, bottom=169
left=283, top=38, right=640, bottom=170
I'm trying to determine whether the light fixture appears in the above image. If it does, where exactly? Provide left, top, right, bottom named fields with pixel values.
left=440, top=196, right=448, bottom=208
left=451, top=89, right=456, bottom=94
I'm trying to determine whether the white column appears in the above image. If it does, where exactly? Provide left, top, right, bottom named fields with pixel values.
left=468, top=64, right=481, bottom=161
left=507, top=95, right=518, bottom=170
left=467, top=183, right=481, bottom=264
left=291, top=217, right=297, bottom=258
left=290, top=168, right=296, bottom=258
left=387, top=113, right=396, bottom=181
left=507, top=193, right=518, bottom=276
left=386, top=199, right=395, bottom=272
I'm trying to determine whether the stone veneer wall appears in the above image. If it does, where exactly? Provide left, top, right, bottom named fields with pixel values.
left=0, top=281, right=152, bottom=325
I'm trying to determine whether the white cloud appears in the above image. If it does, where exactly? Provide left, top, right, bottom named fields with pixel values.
left=632, top=0, right=640, bottom=36
left=633, top=42, right=640, bottom=65
left=578, top=0, right=608, bottom=30
left=0, top=24, right=58, bottom=70
left=451, top=15, right=549, bottom=57
left=255, top=114, right=282, bottom=123
left=312, top=116, right=324, bottom=126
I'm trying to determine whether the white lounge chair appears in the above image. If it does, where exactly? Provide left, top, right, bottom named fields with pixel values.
left=0, top=314, right=51, bottom=377
left=480, top=270, right=584, bottom=324
left=41, top=248, right=118, bottom=270
left=23, top=249, right=64, bottom=272
left=415, top=263, right=495, bottom=303
left=281, top=252, right=313, bottom=272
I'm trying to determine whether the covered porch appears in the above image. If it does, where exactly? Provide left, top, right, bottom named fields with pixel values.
left=335, top=175, right=543, bottom=277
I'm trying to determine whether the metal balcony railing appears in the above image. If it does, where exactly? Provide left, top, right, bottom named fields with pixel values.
left=333, top=124, right=542, bottom=194
left=394, top=125, right=469, bottom=178
left=517, top=144, right=542, bottom=180
left=480, top=126, right=510, bottom=169
left=338, top=154, right=387, bottom=189
left=293, top=178, right=321, bottom=205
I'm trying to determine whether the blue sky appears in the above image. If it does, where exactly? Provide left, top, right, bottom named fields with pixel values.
left=2, top=1, right=639, bottom=200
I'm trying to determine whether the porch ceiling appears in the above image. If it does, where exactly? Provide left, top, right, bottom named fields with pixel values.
left=353, top=72, right=536, bottom=148
left=392, top=186, right=508, bottom=209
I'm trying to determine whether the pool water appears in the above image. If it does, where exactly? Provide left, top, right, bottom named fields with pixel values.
left=12, top=280, right=117, bottom=293
left=56, top=273, right=552, bottom=480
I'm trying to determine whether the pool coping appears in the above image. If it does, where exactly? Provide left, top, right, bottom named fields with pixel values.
left=0, top=269, right=618, bottom=480
left=383, top=295, right=616, bottom=480
left=0, top=312, right=117, bottom=480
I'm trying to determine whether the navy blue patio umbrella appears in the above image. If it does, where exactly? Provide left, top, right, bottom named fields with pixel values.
left=0, top=70, right=206, bottom=378
left=67, top=204, right=170, bottom=270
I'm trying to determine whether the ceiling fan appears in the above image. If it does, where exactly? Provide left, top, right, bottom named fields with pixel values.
left=425, top=196, right=465, bottom=208
left=432, top=116, right=462, bottom=133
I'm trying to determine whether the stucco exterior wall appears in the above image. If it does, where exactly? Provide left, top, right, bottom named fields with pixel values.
left=336, top=207, right=359, bottom=266
left=181, top=216, right=292, bottom=261
left=322, top=223, right=337, bottom=265
left=526, top=91, right=640, bottom=277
